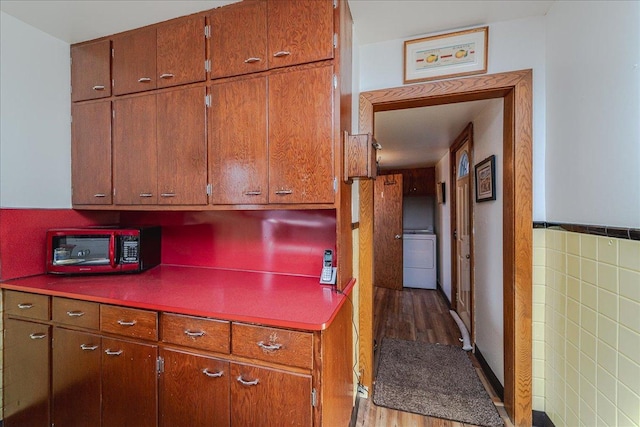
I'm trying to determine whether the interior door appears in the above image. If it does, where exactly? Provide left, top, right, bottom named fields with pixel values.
left=454, top=141, right=472, bottom=332
left=373, top=173, right=403, bottom=289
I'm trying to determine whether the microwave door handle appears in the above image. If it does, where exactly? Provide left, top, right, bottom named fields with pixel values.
left=109, top=233, right=117, bottom=269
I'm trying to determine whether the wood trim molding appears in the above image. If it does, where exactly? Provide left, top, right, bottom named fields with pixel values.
left=357, top=69, right=533, bottom=426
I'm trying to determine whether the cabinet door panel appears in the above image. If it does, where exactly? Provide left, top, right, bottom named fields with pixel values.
left=113, top=28, right=157, bottom=95
left=157, top=87, right=207, bottom=205
left=268, top=0, right=334, bottom=68
left=72, top=101, right=112, bottom=205
left=160, top=348, right=230, bottom=427
left=157, top=16, right=206, bottom=88
left=4, top=319, right=50, bottom=427
left=71, top=40, right=111, bottom=101
left=210, top=76, right=268, bottom=204
left=268, top=65, right=334, bottom=203
left=52, top=329, right=101, bottom=427
left=102, top=338, right=158, bottom=427
left=113, top=94, right=157, bottom=204
left=231, top=363, right=312, bottom=427
left=210, top=1, right=268, bottom=79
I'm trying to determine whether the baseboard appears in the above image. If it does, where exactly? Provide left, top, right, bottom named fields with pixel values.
left=473, top=344, right=504, bottom=401
left=436, top=282, right=452, bottom=309
left=533, top=410, right=555, bottom=427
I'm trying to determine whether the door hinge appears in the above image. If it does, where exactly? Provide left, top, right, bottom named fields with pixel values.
left=206, top=183, right=212, bottom=195
left=205, top=59, right=211, bottom=73
left=311, top=388, right=317, bottom=407
left=333, top=75, right=338, bottom=90
left=205, top=94, right=212, bottom=108
left=156, top=356, right=165, bottom=374
left=333, top=177, right=338, bottom=193
left=111, top=48, right=114, bottom=58
left=333, top=0, right=337, bottom=9
left=205, top=25, right=211, bottom=39
left=333, top=33, right=338, bottom=49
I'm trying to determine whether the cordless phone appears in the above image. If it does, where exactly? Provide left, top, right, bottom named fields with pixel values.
left=320, top=249, right=337, bottom=285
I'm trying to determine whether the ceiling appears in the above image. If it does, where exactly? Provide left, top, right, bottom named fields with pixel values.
left=0, top=0, right=553, bottom=169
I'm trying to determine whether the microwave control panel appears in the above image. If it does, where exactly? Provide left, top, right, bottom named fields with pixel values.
left=121, top=236, right=140, bottom=263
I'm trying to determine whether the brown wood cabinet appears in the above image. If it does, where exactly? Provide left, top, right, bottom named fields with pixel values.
left=113, top=16, right=205, bottom=95
left=268, top=65, right=335, bottom=204
left=71, top=39, right=111, bottom=102
left=380, top=167, right=436, bottom=196
left=71, top=100, right=112, bottom=205
left=113, top=87, right=207, bottom=205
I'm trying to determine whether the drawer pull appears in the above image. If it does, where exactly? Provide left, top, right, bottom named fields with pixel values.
left=80, top=344, right=99, bottom=351
left=160, top=73, right=174, bottom=79
left=105, top=349, right=123, bottom=356
left=161, top=193, right=176, bottom=198
left=29, top=333, right=47, bottom=340
left=244, top=190, right=262, bottom=196
left=244, top=57, right=262, bottom=64
left=274, top=189, right=293, bottom=195
left=184, top=329, right=206, bottom=338
left=273, top=51, right=291, bottom=58
left=94, top=193, right=107, bottom=198
left=138, top=77, right=152, bottom=83
left=92, top=85, right=105, bottom=91
left=18, top=303, right=34, bottom=309
left=257, top=341, right=282, bottom=352
left=67, top=310, right=85, bottom=317
left=202, top=369, right=223, bottom=378
left=139, top=193, right=153, bottom=198
left=117, top=320, right=137, bottom=327
left=236, top=376, right=259, bottom=386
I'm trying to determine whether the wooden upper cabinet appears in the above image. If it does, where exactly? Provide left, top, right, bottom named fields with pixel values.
left=113, top=16, right=206, bottom=95
left=157, top=16, right=206, bottom=88
left=209, top=1, right=268, bottom=79
left=71, top=40, right=111, bottom=102
left=113, top=94, right=158, bottom=204
left=157, top=87, right=207, bottom=205
left=112, top=28, right=157, bottom=95
left=72, top=101, right=112, bottom=205
left=269, top=65, right=334, bottom=204
left=209, top=76, right=268, bottom=205
left=267, top=0, right=334, bottom=69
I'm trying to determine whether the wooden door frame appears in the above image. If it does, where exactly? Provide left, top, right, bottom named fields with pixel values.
left=357, top=69, right=532, bottom=426
left=449, top=123, right=474, bottom=339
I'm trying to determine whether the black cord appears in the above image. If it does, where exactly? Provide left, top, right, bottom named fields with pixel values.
left=335, top=287, right=361, bottom=384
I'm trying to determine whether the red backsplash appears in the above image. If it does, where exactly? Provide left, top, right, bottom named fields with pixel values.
left=0, top=208, right=336, bottom=281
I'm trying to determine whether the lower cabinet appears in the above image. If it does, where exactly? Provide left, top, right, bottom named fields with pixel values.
left=3, top=318, right=51, bottom=427
left=159, top=348, right=230, bottom=427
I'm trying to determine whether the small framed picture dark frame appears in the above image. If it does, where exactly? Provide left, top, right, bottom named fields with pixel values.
left=475, top=155, right=496, bottom=202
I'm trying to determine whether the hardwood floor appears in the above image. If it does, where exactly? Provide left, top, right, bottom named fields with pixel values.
left=354, top=287, right=513, bottom=427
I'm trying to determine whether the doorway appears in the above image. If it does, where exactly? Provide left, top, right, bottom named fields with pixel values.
left=357, top=70, right=533, bottom=426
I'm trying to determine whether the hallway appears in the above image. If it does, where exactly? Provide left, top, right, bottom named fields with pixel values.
left=354, top=287, right=513, bottom=427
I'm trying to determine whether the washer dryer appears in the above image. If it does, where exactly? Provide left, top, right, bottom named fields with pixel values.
left=403, top=231, right=437, bottom=289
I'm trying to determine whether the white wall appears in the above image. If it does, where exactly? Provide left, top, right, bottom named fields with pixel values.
left=359, top=15, right=547, bottom=222
left=472, top=99, right=505, bottom=384
left=545, top=1, right=640, bottom=228
left=0, top=12, right=71, bottom=208
left=435, top=152, right=452, bottom=301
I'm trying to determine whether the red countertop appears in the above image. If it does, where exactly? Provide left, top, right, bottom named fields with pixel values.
left=1, top=265, right=355, bottom=331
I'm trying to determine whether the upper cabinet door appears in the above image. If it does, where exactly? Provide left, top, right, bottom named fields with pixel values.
left=209, top=1, right=268, bottom=79
left=267, top=0, right=334, bottom=69
left=112, top=28, right=157, bottom=95
left=71, top=40, right=111, bottom=102
left=157, top=16, right=206, bottom=88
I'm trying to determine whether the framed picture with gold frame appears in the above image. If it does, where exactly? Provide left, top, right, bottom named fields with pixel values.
left=404, top=26, right=488, bottom=84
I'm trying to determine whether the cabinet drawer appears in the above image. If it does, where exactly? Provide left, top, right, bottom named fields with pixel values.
left=4, top=290, right=50, bottom=321
left=232, top=323, right=313, bottom=369
left=100, top=305, right=157, bottom=340
left=161, top=313, right=230, bottom=353
left=53, top=297, right=100, bottom=330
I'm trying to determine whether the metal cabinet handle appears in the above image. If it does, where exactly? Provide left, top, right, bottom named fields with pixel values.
left=67, top=310, right=85, bottom=317
left=273, top=51, right=291, bottom=58
left=92, top=85, right=105, bottom=91
left=394, top=235, right=402, bottom=239
left=160, top=73, right=174, bottom=79
left=202, top=369, right=223, bottom=378
left=257, top=341, right=282, bottom=351
left=117, top=320, right=137, bottom=326
left=105, top=349, right=123, bottom=356
left=244, top=57, right=262, bottom=63
left=184, top=329, right=205, bottom=338
left=18, top=303, right=33, bottom=309
left=94, top=193, right=106, bottom=198
left=236, top=376, right=259, bottom=386
left=160, top=193, right=176, bottom=198
left=30, top=333, right=47, bottom=340
left=139, top=193, right=153, bottom=198
left=80, top=344, right=99, bottom=351
left=274, top=189, right=293, bottom=195
left=244, top=191, right=262, bottom=196
left=138, top=77, right=152, bottom=83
